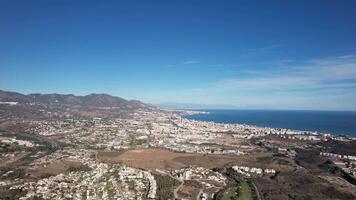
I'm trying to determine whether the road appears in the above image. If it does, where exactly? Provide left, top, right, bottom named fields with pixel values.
left=173, top=180, right=184, bottom=200
left=167, top=173, right=184, bottom=200
left=252, top=183, right=263, bottom=200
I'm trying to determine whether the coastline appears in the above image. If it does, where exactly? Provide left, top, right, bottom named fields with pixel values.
left=181, top=109, right=356, bottom=140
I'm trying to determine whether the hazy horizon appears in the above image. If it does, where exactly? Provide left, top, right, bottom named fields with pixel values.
left=3, top=88, right=356, bottom=111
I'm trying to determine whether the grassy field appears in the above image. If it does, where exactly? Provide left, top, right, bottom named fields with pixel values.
left=239, top=180, right=253, bottom=200
left=220, top=187, right=238, bottom=200
left=219, top=168, right=256, bottom=200
left=220, top=180, right=253, bottom=200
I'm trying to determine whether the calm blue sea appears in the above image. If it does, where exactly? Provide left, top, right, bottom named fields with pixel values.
left=184, top=110, right=356, bottom=136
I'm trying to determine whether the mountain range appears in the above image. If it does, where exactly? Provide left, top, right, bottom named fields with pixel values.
left=0, top=90, right=155, bottom=119
left=0, top=90, right=147, bottom=108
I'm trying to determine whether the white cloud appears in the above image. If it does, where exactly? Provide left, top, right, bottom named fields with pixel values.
left=190, top=54, right=356, bottom=110
left=209, top=54, right=356, bottom=92
left=181, top=60, right=200, bottom=65
left=164, top=60, right=201, bottom=68
left=249, top=44, right=282, bottom=52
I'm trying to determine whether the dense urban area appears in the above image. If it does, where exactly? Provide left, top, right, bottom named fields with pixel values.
left=0, top=90, right=355, bottom=200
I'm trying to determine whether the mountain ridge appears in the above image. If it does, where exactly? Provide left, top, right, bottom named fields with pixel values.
left=0, top=89, right=147, bottom=108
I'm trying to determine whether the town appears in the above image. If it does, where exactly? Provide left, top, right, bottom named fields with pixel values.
left=0, top=90, right=356, bottom=200
left=1, top=106, right=356, bottom=200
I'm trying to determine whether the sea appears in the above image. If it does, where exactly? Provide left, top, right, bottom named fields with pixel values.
left=184, top=109, right=356, bottom=137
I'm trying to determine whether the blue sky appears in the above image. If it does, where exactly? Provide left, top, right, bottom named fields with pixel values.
left=1, top=0, right=356, bottom=110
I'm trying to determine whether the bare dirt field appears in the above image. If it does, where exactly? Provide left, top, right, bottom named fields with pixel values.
left=100, top=148, right=193, bottom=170
left=97, top=150, right=126, bottom=161
left=98, top=148, right=291, bottom=171
left=27, top=159, right=84, bottom=178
